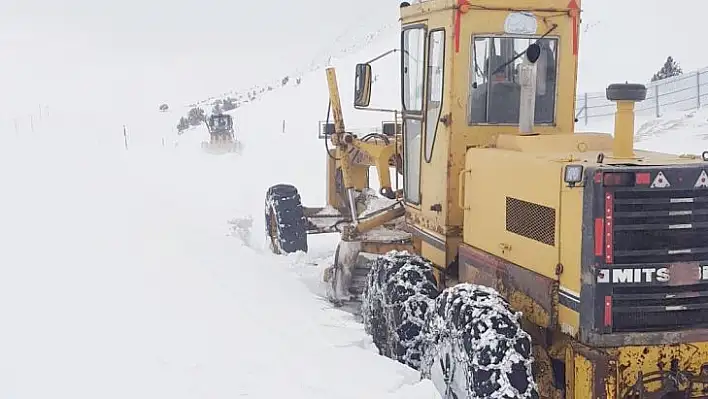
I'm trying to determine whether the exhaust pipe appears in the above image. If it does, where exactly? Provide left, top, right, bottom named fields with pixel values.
left=606, top=83, right=648, bottom=158
left=518, top=44, right=541, bottom=135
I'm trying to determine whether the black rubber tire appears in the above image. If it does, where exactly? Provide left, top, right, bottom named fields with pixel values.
left=264, top=184, right=308, bottom=254
left=420, top=283, right=539, bottom=399
left=361, top=250, right=439, bottom=370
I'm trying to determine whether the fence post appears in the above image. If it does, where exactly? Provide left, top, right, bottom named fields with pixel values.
left=123, top=125, right=128, bottom=150
left=654, top=85, right=660, bottom=117
left=584, top=92, right=588, bottom=125
left=698, top=70, right=702, bottom=109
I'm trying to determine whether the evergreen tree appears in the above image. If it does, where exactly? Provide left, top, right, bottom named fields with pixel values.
left=221, top=97, right=237, bottom=111
left=651, top=56, right=683, bottom=82
left=177, top=117, right=190, bottom=133
left=187, top=107, right=206, bottom=126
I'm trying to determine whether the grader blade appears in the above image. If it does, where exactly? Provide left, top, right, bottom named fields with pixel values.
left=302, top=206, right=349, bottom=234
left=200, top=139, right=243, bottom=154
left=323, top=203, right=413, bottom=315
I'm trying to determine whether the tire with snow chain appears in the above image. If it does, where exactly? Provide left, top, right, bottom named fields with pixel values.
left=264, top=184, right=308, bottom=254
left=361, top=250, right=439, bottom=370
left=420, top=283, right=539, bottom=399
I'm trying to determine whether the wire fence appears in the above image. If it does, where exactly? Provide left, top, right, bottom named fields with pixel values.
left=576, top=66, right=708, bottom=125
left=0, top=105, right=50, bottom=136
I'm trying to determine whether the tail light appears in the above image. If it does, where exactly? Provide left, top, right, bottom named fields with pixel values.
left=603, top=172, right=633, bottom=186
left=604, top=295, right=613, bottom=327
left=601, top=171, right=651, bottom=187
left=594, top=218, right=604, bottom=256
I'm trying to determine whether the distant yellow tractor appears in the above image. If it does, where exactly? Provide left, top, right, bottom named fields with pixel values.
left=265, top=0, right=708, bottom=397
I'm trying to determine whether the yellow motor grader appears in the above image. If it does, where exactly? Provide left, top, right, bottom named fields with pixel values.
left=201, top=113, right=242, bottom=154
left=264, top=0, right=708, bottom=397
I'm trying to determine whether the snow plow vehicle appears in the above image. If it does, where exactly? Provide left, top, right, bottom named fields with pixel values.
left=201, top=113, right=241, bottom=154
left=264, top=0, right=708, bottom=397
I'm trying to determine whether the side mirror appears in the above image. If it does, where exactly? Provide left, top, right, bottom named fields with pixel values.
left=354, top=63, right=372, bottom=107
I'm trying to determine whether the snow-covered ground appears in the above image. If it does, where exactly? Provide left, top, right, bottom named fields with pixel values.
left=3, top=36, right=708, bottom=397
left=0, top=78, right=438, bottom=398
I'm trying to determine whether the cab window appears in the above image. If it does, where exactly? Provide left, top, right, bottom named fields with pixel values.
left=424, top=29, right=445, bottom=163
left=468, top=36, right=558, bottom=125
left=402, top=28, right=426, bottom=112
left=401, top=26, right=426, bottom=205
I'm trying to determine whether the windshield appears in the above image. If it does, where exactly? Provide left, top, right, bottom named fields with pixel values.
left=212, top=117, right=228, bottom=128
left=469, top=36, right=558, bottom=125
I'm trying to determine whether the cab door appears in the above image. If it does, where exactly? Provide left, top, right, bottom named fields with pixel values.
left=400, top=24, right=427, bottom=207
left=401, top=24, right=448, bottom=212
left=401, top=22, right=452, bottom=268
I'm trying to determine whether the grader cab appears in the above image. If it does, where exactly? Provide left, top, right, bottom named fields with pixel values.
left=264, top=0, right=708, bottom=397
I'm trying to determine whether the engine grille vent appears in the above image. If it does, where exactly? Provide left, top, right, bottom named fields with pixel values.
left=505, top=197, right=556, bottom=246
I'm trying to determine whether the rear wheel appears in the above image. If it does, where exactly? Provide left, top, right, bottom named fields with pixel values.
left=361, top=251, right=439, bottom=370
left=264, top=184, right=308, bottom=254
left=420, top=283, right=539, bottom=399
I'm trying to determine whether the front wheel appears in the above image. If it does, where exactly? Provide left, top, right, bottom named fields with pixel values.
left=264, top=184, right=308, bottom=254
left=420, top=283, right=539, bottom=399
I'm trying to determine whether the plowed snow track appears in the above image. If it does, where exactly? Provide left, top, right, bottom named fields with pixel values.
left=0, top=134, right=438, bottom=399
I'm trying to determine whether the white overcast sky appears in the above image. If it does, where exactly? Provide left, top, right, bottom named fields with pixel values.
left=0, top=0, right=701, bottom=118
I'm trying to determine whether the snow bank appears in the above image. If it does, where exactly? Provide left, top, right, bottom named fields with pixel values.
left=0, top=95, right=441, bottom=398
left=579, top=104, right=708, bottom=155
